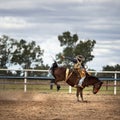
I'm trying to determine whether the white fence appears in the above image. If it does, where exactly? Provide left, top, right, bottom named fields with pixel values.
left=90, top=71, right=120, bottom=95
left=0, top=69, right=120, bottom=94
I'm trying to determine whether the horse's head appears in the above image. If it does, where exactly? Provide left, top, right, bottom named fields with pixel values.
left=93, top=81, right=103, bottom=94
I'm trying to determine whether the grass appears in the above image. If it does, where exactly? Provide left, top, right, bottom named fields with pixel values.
left=0, top=80, right=120, bottom=95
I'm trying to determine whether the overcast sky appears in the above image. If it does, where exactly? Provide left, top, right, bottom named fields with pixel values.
left=0, top=0, right=120, bottom=70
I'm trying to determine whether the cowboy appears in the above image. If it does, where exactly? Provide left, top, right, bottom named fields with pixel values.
left=61, top=55, right=86, bottom=88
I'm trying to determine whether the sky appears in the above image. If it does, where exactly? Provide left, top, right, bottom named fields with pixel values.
left=0, top=0, right=120, bottom=70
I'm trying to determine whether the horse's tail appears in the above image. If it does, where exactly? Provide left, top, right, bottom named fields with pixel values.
left=50, top=60, right=58, bottom=75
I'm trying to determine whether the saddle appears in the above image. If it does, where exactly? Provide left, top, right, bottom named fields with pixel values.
left=65, top=68, right=80, bottom=85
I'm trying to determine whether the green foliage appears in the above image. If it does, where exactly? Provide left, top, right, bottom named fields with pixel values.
left=11, top=39, right=44, bottom=69
left=0, top=35, right=44, bottom=70
left=102, top=64, right=120, bottom=71
left=56, top=31, right=96, bottom=64
left=0, top=35, right=15, bottom=68
left=74, top=40, right=96, bottom=63
left=101, top=64, right=120, bottom=78
left=58, top=31, right=78, bottom=47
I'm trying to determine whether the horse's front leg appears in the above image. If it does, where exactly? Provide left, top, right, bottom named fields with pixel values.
left=56, top=84, right=61, bottom=91
left=54, top=80, right=61, bottom=91
left=79, top=88, right=84, bottom=102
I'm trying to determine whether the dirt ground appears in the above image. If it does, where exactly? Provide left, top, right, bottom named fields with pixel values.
left=0, top=91, right=120, bottom=120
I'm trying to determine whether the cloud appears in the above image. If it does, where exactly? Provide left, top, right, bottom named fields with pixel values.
left=93, top=40, right=120, bottom=58
left=0, top=0, right=120, bottom=70
left=87, top=40, right=120, bottom=70
left=40, top=36, right=63, bottom=65
left=0, top=16, right=32, bottom=29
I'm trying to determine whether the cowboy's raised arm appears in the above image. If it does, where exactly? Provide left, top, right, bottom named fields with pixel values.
left=61, top=56, right=77, bottom=63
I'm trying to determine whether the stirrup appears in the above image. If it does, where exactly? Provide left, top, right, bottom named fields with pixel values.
left=74, top=85, right=77, bottom=88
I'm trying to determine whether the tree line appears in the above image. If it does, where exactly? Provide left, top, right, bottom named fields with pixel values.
left=0, top=31, right=120, bottom=74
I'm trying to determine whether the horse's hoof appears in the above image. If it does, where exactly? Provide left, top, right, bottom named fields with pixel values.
left=57, top=86, right=61, bottom=91
left=76, top=99, right=80, bottom=102
left=57, top=88, right=60, bottom=91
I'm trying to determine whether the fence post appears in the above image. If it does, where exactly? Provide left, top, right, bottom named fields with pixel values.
left=114, top=72, right=117, bottom=95
left=69, top=86, right=72, bottom=93
left=95, top=71, right=98, bottom=76
left=24, top=71, right=27, bottom=92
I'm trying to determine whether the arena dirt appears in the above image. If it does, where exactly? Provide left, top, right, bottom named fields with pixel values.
left=0, top=91, right=120, bottom=120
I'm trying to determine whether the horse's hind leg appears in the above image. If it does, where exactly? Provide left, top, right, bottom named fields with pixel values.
left=79, top=88, right=84, bottom=102
left=76, top=87, right=80, bottom=102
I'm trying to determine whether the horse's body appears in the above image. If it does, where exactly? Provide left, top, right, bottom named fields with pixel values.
left=50, top=61, right=103, bottom=102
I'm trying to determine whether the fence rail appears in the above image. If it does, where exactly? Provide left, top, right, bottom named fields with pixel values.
left=0, top=68, right=120, bottom=94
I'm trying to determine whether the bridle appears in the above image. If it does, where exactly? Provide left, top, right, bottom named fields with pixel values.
left=93, top=81, right=102, bottom=93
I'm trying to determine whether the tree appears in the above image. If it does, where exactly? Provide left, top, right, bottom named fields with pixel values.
left=11, top=39, right=44, bottom=69
left=56, top=31, right=96, bottom=65
left=102, top=64, right=120, bottom=78
left=0, top=35, right=44, bottom=70
left=102, top=64, right=120, bottom=71
left=0, top=35, right=15, bottom=68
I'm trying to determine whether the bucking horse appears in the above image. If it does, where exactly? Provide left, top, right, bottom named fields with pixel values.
left=50, top=61, right=103, bottom=102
